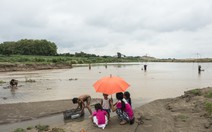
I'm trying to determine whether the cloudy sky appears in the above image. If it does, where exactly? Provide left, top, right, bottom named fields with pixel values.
left=0, top=0, right=212, bottom=58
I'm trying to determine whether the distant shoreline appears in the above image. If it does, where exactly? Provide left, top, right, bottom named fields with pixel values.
left=0, top=63, right=73, bottom=72
left=0, top=60, right=212, bottom=72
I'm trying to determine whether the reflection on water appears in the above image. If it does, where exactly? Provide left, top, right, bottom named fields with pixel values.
left=0, top=62, right=212, bottom=107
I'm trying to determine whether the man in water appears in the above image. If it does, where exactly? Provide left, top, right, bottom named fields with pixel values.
left=144, top=64, right=147, bottom=71
left=10, top=79, right=18, bottom=88
left=198, top=65, right=201, bottom=73
left=72, top=94, right=92, bottom=115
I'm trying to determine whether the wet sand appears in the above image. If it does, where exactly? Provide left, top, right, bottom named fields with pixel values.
left=0, top=98, right=101, bottom=125
left=0, top=87, right=211, bottom=132
left=0, top=99, right=75, bottom=124
left=0, top=63, right=73, bottom=72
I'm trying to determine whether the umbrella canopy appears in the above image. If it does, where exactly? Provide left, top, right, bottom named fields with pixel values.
left=93, top=75, right=130, bottom=95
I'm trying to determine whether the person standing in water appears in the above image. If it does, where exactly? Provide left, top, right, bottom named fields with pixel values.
left=144, top=64, right=147, bottom=71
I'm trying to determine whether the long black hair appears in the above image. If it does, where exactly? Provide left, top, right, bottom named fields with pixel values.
left=94, top=103, right=103, bottom=111
left=116, top=92, right=125, bottom=111
left=124, top=91, right=131, bottom=106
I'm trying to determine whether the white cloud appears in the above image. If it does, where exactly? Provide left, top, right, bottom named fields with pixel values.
left=0, top=0, right=212, bottom=58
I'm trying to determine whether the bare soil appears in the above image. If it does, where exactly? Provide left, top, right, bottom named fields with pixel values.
left=0, top=88, right=211, bottom=132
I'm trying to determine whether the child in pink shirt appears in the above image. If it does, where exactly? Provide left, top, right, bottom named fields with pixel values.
left=92, top=103, right=108, bottom=129
left=110, top=92, right=134, bottom=125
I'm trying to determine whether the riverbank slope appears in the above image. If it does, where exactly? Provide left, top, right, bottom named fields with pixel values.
left=0, top=87, right=211, bottom=132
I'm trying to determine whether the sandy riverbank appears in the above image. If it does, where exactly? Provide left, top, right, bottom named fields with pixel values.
left=0, top=87, right=211, bottom=132
left=0, top=63, right=73, bottom=72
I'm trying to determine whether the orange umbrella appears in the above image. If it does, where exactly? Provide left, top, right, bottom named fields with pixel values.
left=93, top=75, right=130, bottom=95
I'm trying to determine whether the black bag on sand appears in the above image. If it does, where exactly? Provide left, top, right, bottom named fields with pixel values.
left=63, top=109, right=84, bottom=120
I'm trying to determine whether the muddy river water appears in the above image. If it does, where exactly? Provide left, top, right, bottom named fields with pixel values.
left=0, top=62, right=212, bottom=131
left=0, top=62, right=212, bottom=106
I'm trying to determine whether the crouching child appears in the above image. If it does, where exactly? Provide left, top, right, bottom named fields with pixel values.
left=91, top=103, right=108, bottom=129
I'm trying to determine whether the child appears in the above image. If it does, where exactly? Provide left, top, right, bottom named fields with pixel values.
left=124, top=91, right=132, bottom=107
left=72, top=94, right=92, bottom=115
left=91, top=103, right=108, bottom=129
left=101, top=93, right=111, bottom=120
left=110, top=92, right=134, bottom=125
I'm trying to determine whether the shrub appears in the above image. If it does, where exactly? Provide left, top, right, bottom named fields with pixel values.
left=71, top=60, right=78, bottom=64
left=35, top=57, right=45, bottom=62
left=176, top=114, right=188, bottom=122
left=77, top=60, right=84, bottom=64
left=190, top=89, right=201, bottom=96
left=35, top=124, right=49, bottom=131
left=204, top=91, right=212, bottom=98
left=26, top=126, right=33, bottom=130
left=49, top=128, right=65, bottom=132
left=205, top=102, right=212, bottom=115
left=14, top=128, right=25, bottom=132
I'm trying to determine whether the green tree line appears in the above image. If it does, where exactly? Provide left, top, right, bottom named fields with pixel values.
left=0, top=39, right=57, bottom=56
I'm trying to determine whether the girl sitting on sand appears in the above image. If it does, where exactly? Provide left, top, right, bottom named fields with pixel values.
left=91, top=103, right=108, bottom=129
left=110, top=92, right=134, bottom=125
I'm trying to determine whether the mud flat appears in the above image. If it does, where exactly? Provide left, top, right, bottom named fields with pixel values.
left=0, top=63, right=73, bottom=72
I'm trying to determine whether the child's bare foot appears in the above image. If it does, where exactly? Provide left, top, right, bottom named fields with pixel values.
left=120, top=120, right=127, bottom=125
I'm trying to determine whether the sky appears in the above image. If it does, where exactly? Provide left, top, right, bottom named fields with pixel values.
left=0, top=0, right=212, bottom=59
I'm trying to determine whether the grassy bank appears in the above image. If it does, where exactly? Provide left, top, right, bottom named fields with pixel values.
left=1, top=55, right=212, bottom=65
left=0, top=55, right=142, bottom=72
left=0, top=55, right=141, bottom=64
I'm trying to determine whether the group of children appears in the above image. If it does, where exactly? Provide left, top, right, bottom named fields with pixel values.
left=72, top=91, right=133, bottom=129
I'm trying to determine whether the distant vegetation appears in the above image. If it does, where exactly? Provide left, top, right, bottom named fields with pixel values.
left=0, top=54, right=141, bottom=64
left=0, top=39, right=57, bottom=56
left=0, top=53, right=211, bottom=65
left=0, top=39, right=212, bottom=65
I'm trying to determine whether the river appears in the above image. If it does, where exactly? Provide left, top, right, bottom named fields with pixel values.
left=0, top=62, right=211, bottom=107
left=0, top=62, right=212, bottom=131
